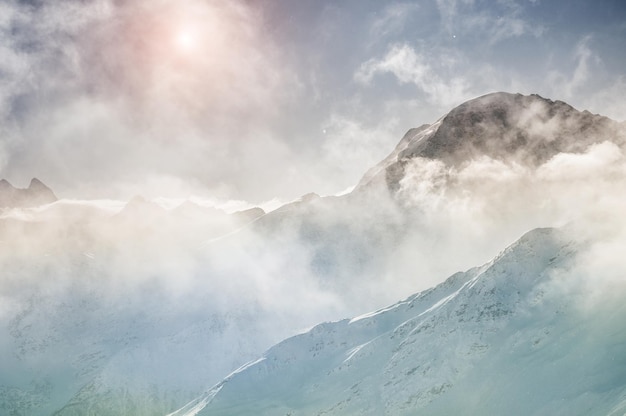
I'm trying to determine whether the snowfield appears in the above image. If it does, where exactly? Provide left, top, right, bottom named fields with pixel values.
left=175, top=227, right=626, bottom=416
left=2, top=92, right=626, bottom=415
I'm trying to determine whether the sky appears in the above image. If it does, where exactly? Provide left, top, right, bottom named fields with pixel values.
left=2, top=2, right=626, bottom=411
left=0, top=0, right=625, bottom=203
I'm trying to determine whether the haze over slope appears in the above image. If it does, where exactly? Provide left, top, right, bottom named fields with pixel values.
left=178, top=227, right=626, bottom=416
left=249, top=92, right=626, bottom=301
left=1, top=92, right=626, bottom=415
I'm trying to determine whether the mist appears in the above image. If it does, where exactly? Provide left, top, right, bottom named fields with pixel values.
left=1, top=0, right=626, bottom=414
left=2, top=97, right=626, bottom=414
left=2, top=1, right=626, bottom=202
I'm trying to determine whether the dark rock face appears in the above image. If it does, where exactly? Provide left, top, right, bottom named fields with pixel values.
left=0, top=178, right=57, bottom=208
left=402, top=93, right=618, bottom=164
left=365, top=92, right=626, bottom=192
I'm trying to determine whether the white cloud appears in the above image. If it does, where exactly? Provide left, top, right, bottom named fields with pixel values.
left=321, top=114, right=401, bottom=189
left=0, top=0, right=307, bottom=201
left=537, top=141, right=624, bottom=181
left=355, top=44, right=429, bottom=85
left=436, top=0, right=543, bottom=43
left=547, top=35, right=600, bottom=100
left=370, top=2, right=420, bottom=39
left=436, top=0, right=476, bottom=34
left=376, top=134, right=626, bottom=296
left=486, top=14, right=544, bottom=44
left=355, top=44, right=471, bottom=108
left=585, top=75, right=626, bottom=122
left=569, top=36, right=596, bottom=95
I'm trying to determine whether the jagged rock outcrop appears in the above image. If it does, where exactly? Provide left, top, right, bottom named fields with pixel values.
left=0, top=178, right=57, bottom=208
left=357, top=92, right=626, bottom=192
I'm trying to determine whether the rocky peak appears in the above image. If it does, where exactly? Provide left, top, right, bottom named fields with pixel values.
left=28, top=177, right=47, bottom=190
left=400, top=92, right=621, bottom=165
left=0, top=179, right=13, bottom=189
left=0, top=177, right=57, bottom=208
left=360, top=92, right=626, bottom=192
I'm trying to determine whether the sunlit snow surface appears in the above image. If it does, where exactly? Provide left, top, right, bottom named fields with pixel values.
left=3, top=92, right=626, bottom=415
left=172, top=227, right=626, bottom=416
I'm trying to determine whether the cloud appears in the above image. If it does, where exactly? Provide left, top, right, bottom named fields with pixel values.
left=374, top=120, right=625, bottom=293
left=435, top=0, right=476, bottom=34
left=2, top=82, right=626, bottom=412
left=320, top=114, right=401, bottom=189
left=398, top=140, right=626, bottom=220
left=0, top=0, right=305, bottom=201
left=537, top=141, right=624, bottom=180
left=354, top=44, right=472, bottom=108
left=370, top=2, right=420, bottom=40
left=567, top=36, right=597, bottom=94
left=1, top=0, right=624, bottom=205
left=0, top=140, right=7, bottom=172
left=436, top=0, right=543, bottom=43
left=585, top=75, right=626, bottom=122
left=547, top=35, right=601, bottom=100
left=2, top=1, right=626, bottom=411
left=5, top=135, right=623, bottom=319
left=485, top=14, right=544, bottom=44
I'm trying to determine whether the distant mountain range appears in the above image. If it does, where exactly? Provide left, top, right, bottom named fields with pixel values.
left=1, top=92, right=625, bottom=416
left=0, top=178, right=57, bottom=208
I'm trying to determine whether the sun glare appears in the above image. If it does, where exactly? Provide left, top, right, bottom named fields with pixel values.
left=175, top=29, right=196, bottom=52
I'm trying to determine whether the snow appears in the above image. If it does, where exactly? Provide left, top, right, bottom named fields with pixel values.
left=343, top=340, right=375, bottom=363
left=227, top=357, right=267, bottom=378
left=349, top=300, right=410, bottom=324
left=167, top=227, right=626, bottom=416
left=165, top=386, right=223, bottom=416
left=3, top=92, right=626, bottom=415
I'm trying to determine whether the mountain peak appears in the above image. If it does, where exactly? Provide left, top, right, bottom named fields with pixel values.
left=400, top=91, right=615, bottom=164
left=0, top=179, right=13, bottom=190
left=0, top=177, right=57, bottom=208
left=360, top=92, right=626, bottom=192
left=28, top=177, right=47, bottom=189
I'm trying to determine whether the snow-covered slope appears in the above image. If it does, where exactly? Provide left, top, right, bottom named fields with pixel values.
left=0, top=199, right=281, bottom=416
left=174, top=227, right=626, bottom=416
left=3, top=92, right=626, bottom=415
left=241, top=92, right=626, bottom=312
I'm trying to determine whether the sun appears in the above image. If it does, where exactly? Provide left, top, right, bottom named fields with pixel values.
left=174, top=29, right=197, bottom=52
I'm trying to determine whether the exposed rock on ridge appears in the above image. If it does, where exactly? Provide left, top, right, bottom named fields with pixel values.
left=0, top=178, right=57, bottom=208
left=357, top=92, right=626, bottom=192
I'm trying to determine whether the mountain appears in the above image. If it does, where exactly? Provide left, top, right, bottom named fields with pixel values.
left=173, top=227, right=626, bottom=416
left=231, top=206, right=265, bottom=223
left=0, top=178, right=57, bottom=208
left=357, top=92, right=626, bottom=192
left=243, top=92, right=626, bottom=306
left=163, top=93, right=626, bottom=415
left=2, top=92, right=625, bottom=416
